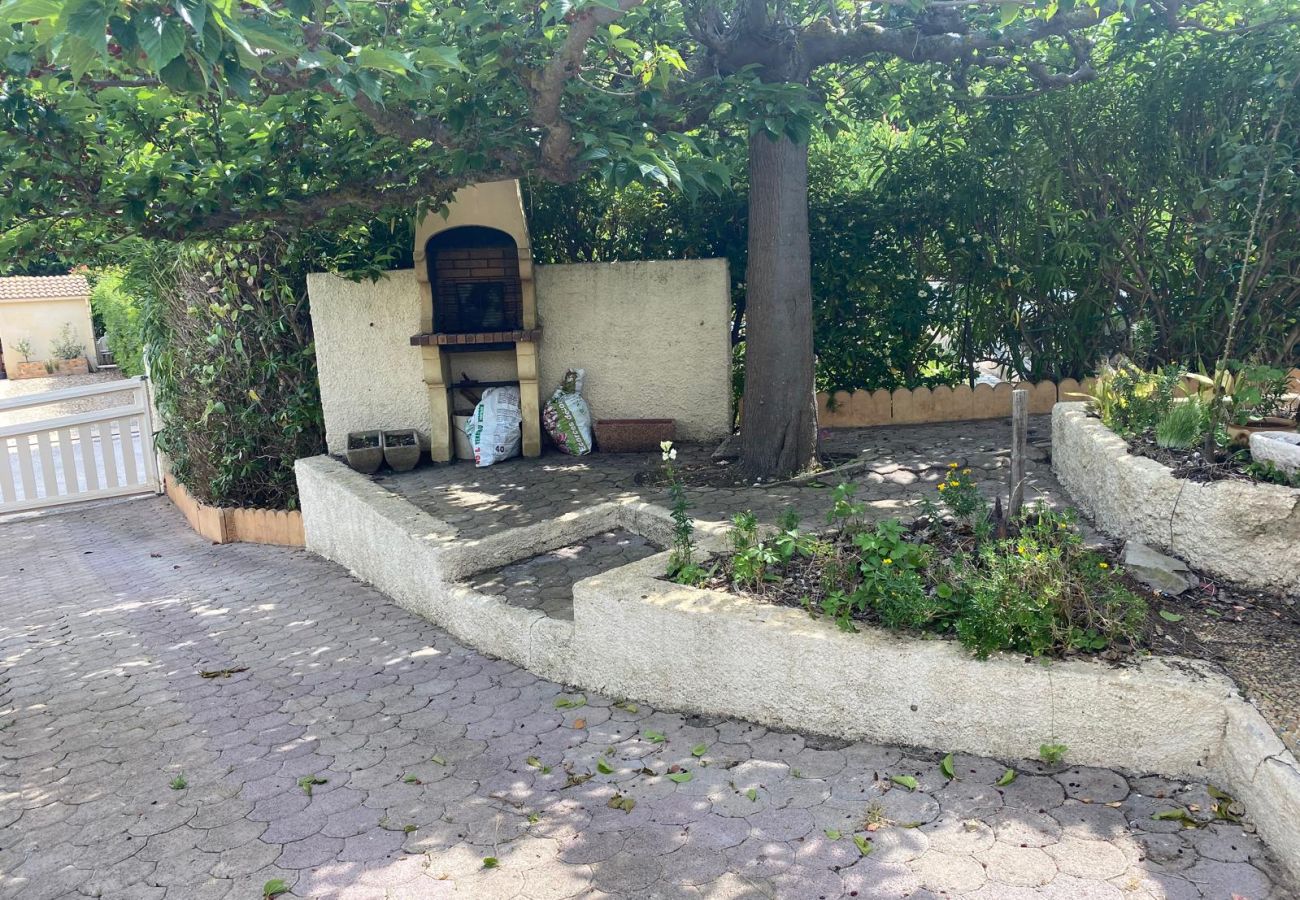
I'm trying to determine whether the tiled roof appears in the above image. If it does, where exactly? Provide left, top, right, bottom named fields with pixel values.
left=0, top=274, right=90, bottom=301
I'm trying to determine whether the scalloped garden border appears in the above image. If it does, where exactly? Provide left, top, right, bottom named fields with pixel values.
left=295, top=454, right=1300, bottom=885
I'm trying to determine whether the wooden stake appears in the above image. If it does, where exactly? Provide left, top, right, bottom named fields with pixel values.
left=1010, top=388, right=1028, bottom=520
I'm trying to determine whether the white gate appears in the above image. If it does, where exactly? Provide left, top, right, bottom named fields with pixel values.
left=0, top=377, right=160, bottom=514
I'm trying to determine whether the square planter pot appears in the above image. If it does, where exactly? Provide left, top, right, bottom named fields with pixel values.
left=11, top=361, right=48, bottom=380
left=382, top=429, right=421, bottom=472
left=55, top=357, right=90, bottom=376
left=594, top=419, right=676, bottom=453
left=345, top=430, right=383, bottom=474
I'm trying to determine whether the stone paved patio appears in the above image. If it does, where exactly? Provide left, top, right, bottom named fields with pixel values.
left=467, top=529, right=660, bottom=621
left=381, top=418, right=1066, bottom=539
left=1, top=497, right=1290, bottom=899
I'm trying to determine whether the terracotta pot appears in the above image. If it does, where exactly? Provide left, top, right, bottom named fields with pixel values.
left=382, top=429, right=421, bottom=472
left=345, top=430, right=383, bottom=474
left=1227, top=417, right=1298, bottom=448
left=11, top=361, right=48, bottom=379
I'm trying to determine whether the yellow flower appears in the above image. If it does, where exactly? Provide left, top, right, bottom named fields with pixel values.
left=882, top=558, right=893, bottom=566
left=948, top=462, right=959, bottom=469
left=962, top=468, right=972, bottom=475
left=948, top=481, right=959, bottom=488
left=1099, top=562, right=1110, bottom=569
left=938, top=483, right=947, bottom=492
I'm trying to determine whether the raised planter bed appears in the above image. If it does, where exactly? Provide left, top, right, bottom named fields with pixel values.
left=295, top=452, right=1300, bottom=886
left=1052, top=402, right=1300, bottom=595
left=11, top=361, right=49, bottom=380
left=55, top=356, right=90, bottom=376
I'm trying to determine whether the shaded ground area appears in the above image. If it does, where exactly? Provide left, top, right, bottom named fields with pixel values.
left=0, top=499, right=1290, bottom=899
left=382, top=417, right=1065, bottom=539
left=466, top=529, right=660, bottom=620
left=0, top=371, right=130, bottom=427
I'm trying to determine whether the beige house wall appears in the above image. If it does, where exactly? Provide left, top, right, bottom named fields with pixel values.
left=307, top=259, right=733, bottom=455
left=0, top=296, right=96, bottom=373
left=535, top=259, right=732, bottom=442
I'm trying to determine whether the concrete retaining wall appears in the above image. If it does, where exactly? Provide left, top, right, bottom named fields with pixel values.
left=1052, top=402, right=1300, bottom=595
left=296, top=453, right=1300, bottom=884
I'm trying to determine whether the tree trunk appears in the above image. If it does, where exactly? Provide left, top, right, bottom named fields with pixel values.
left=739, top=131, right=817, bottom=478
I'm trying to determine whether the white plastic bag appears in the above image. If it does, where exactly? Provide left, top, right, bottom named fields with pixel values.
left=469, top=386, right=522, bottom=467
left=542, top=368, right=593, bottom=456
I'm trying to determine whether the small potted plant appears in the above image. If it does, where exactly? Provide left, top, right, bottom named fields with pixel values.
left=50, top=323, right=89, bottom=375
left=381, top=429, right=421, bottom=472
left=11, top=337, right=47, bottom=379
left=345, top=430, right=383, bottom=474
left=1217, top=365, right=1296, bottom=446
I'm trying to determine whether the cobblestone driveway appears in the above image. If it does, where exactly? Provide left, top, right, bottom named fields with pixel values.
left=0, top=499, right=1288, bottom=899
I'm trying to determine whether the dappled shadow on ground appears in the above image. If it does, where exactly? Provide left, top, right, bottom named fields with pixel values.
left=0, top=497, right=1288, bottom=899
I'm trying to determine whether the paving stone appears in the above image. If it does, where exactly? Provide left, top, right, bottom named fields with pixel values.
left=0, top=496, right=1290, bottom=900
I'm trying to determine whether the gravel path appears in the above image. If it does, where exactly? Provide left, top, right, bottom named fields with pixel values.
left=0, top=498, right=1289, bottom=899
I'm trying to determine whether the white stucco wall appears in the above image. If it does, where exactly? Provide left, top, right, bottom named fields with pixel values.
left=306, top=270, right=430, bottom=454
left=307, top=259, right=733, bottom=453
left=0, top=296, right=96, bottom=372
left=536, top=259, right=732, bottom=441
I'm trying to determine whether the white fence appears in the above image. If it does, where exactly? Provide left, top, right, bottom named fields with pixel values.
left=0, top=377, right=160, bottom=514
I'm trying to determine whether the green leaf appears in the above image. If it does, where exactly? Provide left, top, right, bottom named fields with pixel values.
left=0, top=0, right=59, bottom=24
left=1159, top=610, right=1184, bottom=623
left=482, top=857, right=499, bottom=868
left=413, top=45, right=465, bottom=71
left=824, top=828, right=841, bottom=840
left=691, top=743, right=708, bottom=758
left=63, top=0, right=110, bottom=54
left=1000, top=3, right=1021, bottom=26
left=262, top=878, right=289, bottom=900
left=853, top=834, right=874, bottom=856
left=430, top=755, right=446, bottom=766
left=356, top=46, right=415, bottom=74
left=174, top=0, right=205, bottom=34
left=554, top=695, right=587, bottom=709
left=1152, top=808, right=1201, bottom=828
left=890, top=775, right=919, bottom=792
left=996, top=769, right=1017, bottom=787
left=643, top=730, right=666, bottom=744
left=596, top=758, right=614, bottom=775
left=667, top=771, right=693, bottom=783
left=137, top=12, right=188, bottom=71
left=745, top=788, right=758, bottom=802
left=940, top=754, right=956, bottom=781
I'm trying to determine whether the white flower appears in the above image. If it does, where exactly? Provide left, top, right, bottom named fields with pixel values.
left=669, top=449, right=677, bottom=460
left=659, top=440, right=673, bottom=452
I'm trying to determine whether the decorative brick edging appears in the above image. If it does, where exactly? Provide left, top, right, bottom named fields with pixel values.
left=820, top=368, right=1300, bottom=429
left=817, top=378, right=1094, bottom=428
left=165, top=474, right=304, bottom=546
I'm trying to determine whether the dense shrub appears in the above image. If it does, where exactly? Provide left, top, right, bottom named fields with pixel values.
left=89, top=270, right=145, bottom=376
left=135, top=237, right=325, bottom=510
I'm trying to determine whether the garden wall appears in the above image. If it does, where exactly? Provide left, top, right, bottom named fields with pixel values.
left=295, top=453, right=1300, bottom=885
left=1052, top=402, right=1300, bottom=595
left=307, top=259, right=732, bottom=454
